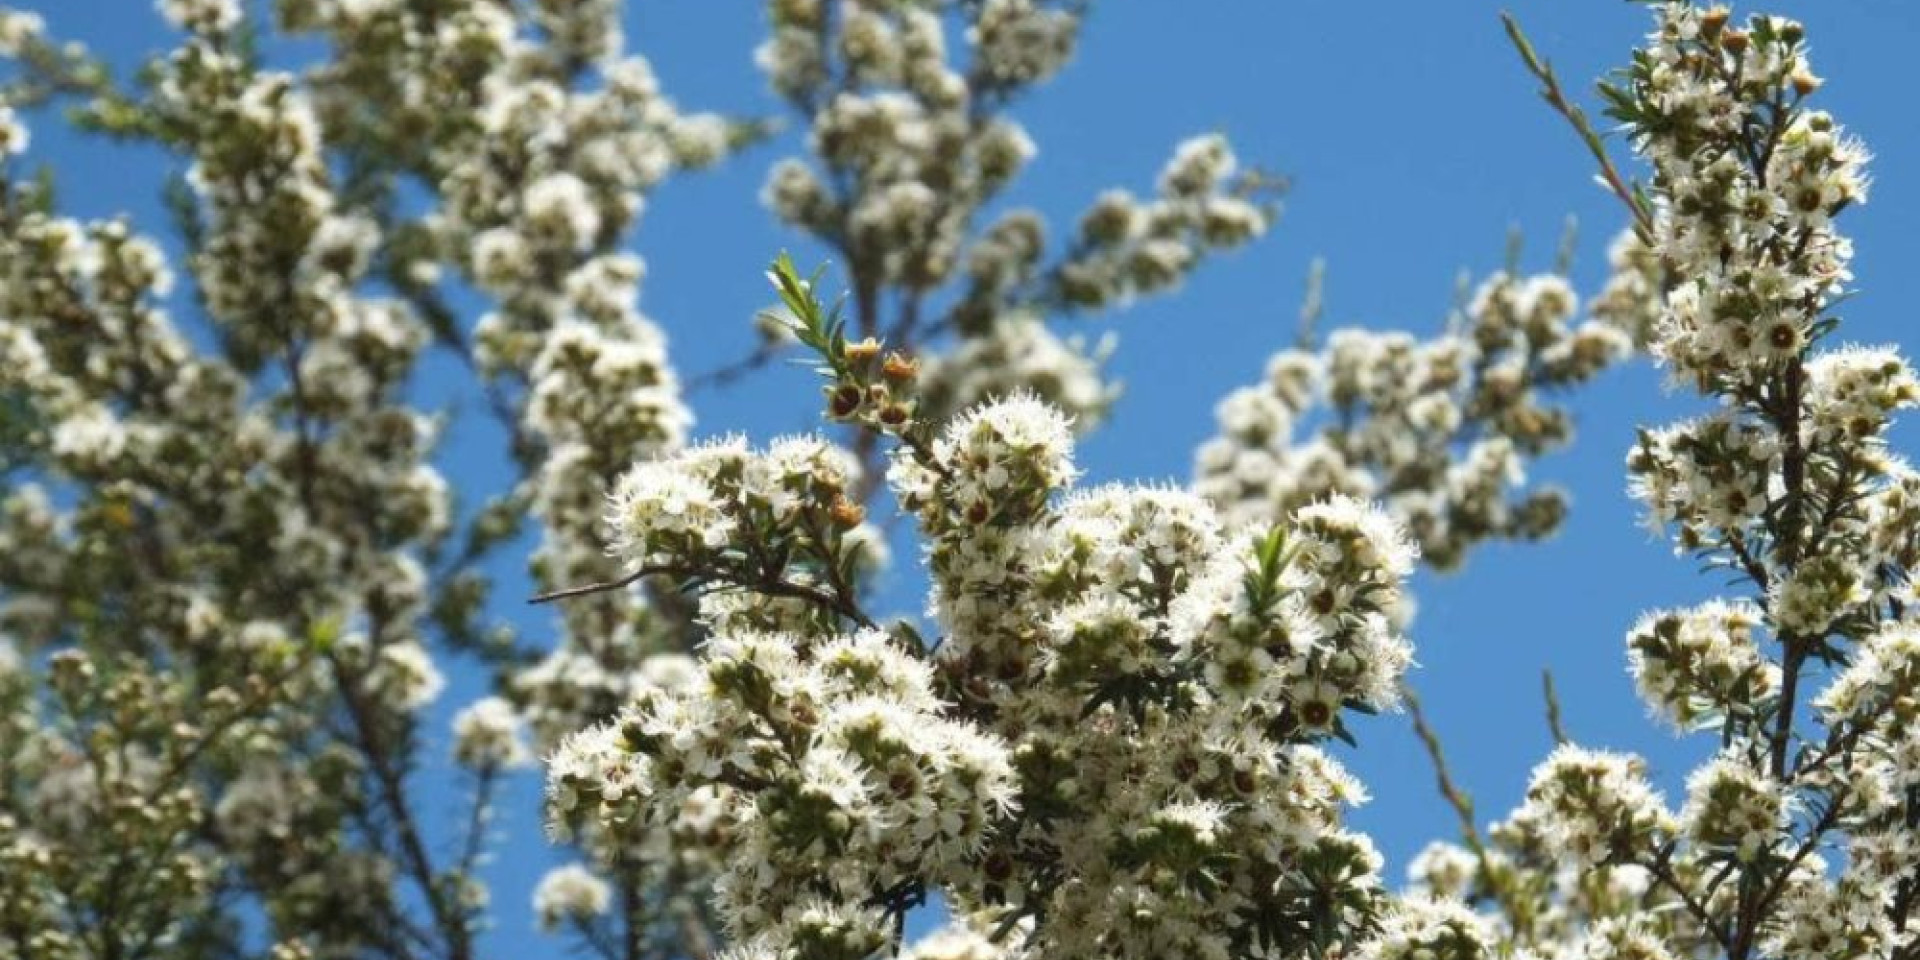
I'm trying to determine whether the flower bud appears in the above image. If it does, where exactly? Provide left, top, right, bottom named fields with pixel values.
left=829, top=496, right=866, bottom=529
left=1700, top=6, right=1731, bottom=40
left=882, top=351, right=919, bottom=382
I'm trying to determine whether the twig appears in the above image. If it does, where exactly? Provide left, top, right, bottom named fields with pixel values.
left=1541, top=668, right=1569, bottom=746
left=531, top=562, right=877, bottom=630
left=331, top=648, right=475, bottom=960
left=1405, top=686, right=1485, bottom=856
left=456, top=765, right=500, bottom=881
left=1641, top=843, right=1736, bottom=952
left=686, top=341, right=788, bottom=393
left=1502, top=12, right=1655, bottom=237
left=529, top=567, right=654, bottom=605
left=1295, top=257, right=1325, bottom=351
left=1554, top=215, right=1579, bottom=277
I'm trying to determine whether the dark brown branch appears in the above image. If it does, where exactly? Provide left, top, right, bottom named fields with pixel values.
left=1641, top=843, right=1736, bottom=952
left=331, top=649, right=474, bottom=960
left=686, top=340, right=788, bottom=394
left=529, top=567, right=654, bottom=605
left=532, top=562, right=877, bottom=630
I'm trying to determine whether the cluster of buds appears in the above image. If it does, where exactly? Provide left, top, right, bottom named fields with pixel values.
left=772, top=256, right=926, bottom=442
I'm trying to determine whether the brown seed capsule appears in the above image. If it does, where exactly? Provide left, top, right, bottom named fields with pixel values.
left=882, top=351, right=920, bottom=382
left=829, top=496, right=866, bottom=528
left=845, top=336, right=882, bottom=364
left=878, top=402, right=911, bottom=427
left=1701, top=6, right=1731, bottom=39
left=1723, top=28, right=1749, bottom=53
left=829, top=383, right=863, bottom=418
left=966, top=500, right=991, bottom=524
left=1791, top=68, right=1823, bottom=97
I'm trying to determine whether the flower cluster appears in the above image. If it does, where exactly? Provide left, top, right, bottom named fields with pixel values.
left=1624, top=6, right=1868, bottom=391
left=454, top=696, right=535, bottom=770
left=15, top=0, right=1918, bottom=957
left=0, top=8, right=478, bottom=951
left=550, top=627, right=1018, bottom=939
left=1678, top=752, right=1788, bottom=862
left=1196, top=260, right=1643, bottom=570
left=917, top=314, right=1119, bottom=432
left=533, top=863, right=614, bottom=931
left=551, top=261, right=1424, bottom=960
left=1520, top=746, right=1676, bottom=868
left=275, top=1, right=778, bottom=945
left=754, top=0, right=1276, bottom=439
left=602, top=433, right=887, bottom=632
left=1355, top=897, right=1497, bottom=960
left=1624, top=600, right=1779, bottom=730
left=1396, top=6, right=1920, bottom=958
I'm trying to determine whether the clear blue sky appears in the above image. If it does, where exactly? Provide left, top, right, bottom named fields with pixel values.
left=14, top=0, right=1920, bottom=953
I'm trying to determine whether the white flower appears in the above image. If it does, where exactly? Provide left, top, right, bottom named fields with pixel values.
left=533, top=864, right=613, bottom=930
left=0, top=105, right=27, bottom=157
left=1355, top=896, right=1494, bottom=960
left=523, top=173, right=602, bottom=252
left=605, top=458, right=734, bottom=565
left=374, top=640, right=446, bottom=711
left=453, top=697, right=534, bottom=769
left=157, top=0, right=240, bottom=32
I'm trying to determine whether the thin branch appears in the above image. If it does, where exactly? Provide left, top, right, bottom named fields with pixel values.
left=532, top=562, right=877, bottom=630
left=330, top=649, right=474, bottom=960
left=686, top=340, right=788, bottom=394
left=1405, top=686, right=1485, bottom=856
left=456, top=765, right=500, bottom=881
left=529, top=567, right=654, bottom=605
left=1641, top=843, right=1736, bottom=952
left=1541, top=669, right=1569, bottom=746
left=1295, top=257, right=1325, bottom=351
left=1501, top=12, right=1655, bottom=237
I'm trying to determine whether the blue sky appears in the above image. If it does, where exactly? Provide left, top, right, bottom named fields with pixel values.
left=13, top=0, right=1920, bottom=952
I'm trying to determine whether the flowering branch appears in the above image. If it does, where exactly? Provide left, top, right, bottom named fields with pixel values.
left=1399, top=7, right=1918, bottom=960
